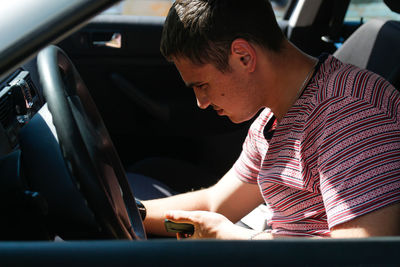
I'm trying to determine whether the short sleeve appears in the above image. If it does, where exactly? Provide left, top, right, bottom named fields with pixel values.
left=318, top=94, right=400, bottom=229
left=233, top=109, right=273, bottom=184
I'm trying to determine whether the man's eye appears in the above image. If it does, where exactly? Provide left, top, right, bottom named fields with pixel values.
left=197, top=84, right=207, bottom=90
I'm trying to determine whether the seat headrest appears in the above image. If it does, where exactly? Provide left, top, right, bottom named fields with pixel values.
left=384, top=0, right=400, bottom=14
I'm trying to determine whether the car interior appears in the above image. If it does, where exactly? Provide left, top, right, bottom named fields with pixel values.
left=0, top=0, right=400, bottom=265
left=334, top=1, right=400, bottom=89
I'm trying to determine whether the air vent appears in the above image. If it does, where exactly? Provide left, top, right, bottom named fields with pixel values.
left=10, top=71, right=34, bottom=108
left=22, top=81, right=32, bottom=105
left=0, top=89, right=15, bottom=127
left=25, top=74, right=36, bottom=99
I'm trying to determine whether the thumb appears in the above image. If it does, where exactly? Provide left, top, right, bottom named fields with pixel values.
left=164, top=210, right=196, bottom=224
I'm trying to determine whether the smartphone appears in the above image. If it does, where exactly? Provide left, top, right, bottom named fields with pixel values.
left=164, top=219, right=194, bottom=235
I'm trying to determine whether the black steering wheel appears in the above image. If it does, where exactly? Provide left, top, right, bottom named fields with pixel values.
left=36, top=45, right=146, bottom=240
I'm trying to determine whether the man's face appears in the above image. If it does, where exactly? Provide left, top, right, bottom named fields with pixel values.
left=173, top=57, right=261, bottom=124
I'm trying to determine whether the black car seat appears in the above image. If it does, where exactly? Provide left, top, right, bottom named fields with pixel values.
left=333, top=0, right=400, bottom=89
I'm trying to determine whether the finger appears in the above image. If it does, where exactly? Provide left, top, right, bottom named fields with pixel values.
left=178, top=233, right=194, bottom=240
left=164, top=210, right=198, bottom=224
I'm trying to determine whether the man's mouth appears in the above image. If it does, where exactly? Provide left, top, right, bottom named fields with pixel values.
left=215, top=108, right=224, bottom=116
left=212, top=105, right=224, bottom=116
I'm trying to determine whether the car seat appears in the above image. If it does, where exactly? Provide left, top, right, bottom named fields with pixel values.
left=333, top=0, right=400, bottom=89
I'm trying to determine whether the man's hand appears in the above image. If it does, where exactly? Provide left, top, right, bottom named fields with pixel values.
left=143, top=168, right=263, bottom=236
left=165, top=210, right=254, bottom=239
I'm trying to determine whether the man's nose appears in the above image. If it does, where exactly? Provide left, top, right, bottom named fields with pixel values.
left=194, top=89, right=210, bottom=109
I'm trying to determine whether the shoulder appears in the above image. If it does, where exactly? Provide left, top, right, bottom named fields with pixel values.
left=309, top=55, right=400, bottom=121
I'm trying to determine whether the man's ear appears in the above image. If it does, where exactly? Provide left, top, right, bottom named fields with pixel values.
left=231, top=39, right=257, bottom=73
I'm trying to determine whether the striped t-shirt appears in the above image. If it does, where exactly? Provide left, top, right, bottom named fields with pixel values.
left=233, top=55, right=400, bottom=237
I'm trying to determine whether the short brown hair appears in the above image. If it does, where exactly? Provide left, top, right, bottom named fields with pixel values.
left=160, top=0, right=285, bottom=72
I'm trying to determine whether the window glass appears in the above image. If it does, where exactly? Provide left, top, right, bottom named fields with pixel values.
left=271, top=0, right=290, bottom=19
left=103, top=0, right=173, bottom=16
left=345, top=0, right=400, bottom=22
left=103, top=0, right=290, bottom=18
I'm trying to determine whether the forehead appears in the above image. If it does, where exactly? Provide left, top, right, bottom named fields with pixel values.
left=173, top=57, right=218, bottom=86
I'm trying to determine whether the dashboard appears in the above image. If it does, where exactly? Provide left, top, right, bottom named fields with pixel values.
left=0, top=65, right=43, bottom=157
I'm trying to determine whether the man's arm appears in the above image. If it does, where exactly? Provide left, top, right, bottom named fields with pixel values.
left=248, top=202, right=400, bottom=239
left=142, top=167, right=264, bottom=236
left=156, top=177, right=400, bottom=239
left=162, top=192, right=400, bottom=239
left=329, top=202, right=400, bottom=238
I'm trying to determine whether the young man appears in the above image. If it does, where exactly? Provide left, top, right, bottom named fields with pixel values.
left=141, top=0, right=400, bottom=239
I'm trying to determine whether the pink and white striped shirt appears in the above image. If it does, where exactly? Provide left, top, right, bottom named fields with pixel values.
left=233, top=55, right=400, bottom=237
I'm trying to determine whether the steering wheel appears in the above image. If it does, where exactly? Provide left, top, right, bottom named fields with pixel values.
left=36, top=45, right=146, bottom=240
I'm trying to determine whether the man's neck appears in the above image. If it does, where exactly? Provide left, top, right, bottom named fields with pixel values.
left=258, top=41, right=317, bottom=121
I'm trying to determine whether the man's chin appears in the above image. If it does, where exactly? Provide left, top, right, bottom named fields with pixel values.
left=217, top=110, right=253, bottom=124
left=227, top=115, right=250, bottom=124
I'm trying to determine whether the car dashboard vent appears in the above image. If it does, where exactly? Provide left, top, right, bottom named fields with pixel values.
left=0, top=69, right=42, bottom=149
left=0, top=91, right=14, bottom=127
left=24, top=74, right=36, bottom=102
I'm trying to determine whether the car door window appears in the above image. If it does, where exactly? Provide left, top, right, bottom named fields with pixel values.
left=103, top=0, right=173, bottom=16
left=345, top=0, right=400, bottom=22
left=103, top=0, right=291, bottom=19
